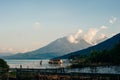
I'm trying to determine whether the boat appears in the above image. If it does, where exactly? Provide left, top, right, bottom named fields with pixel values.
left=48, top=59, right=63, bottom=64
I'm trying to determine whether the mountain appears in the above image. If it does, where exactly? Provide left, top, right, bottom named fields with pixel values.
left=92, top=35, right=108, bottom=45
left=3, top=37, right=92, bottom=59
left=0, top=52, right=14, bottom=57
left=57, top=33, right=120, bottom=59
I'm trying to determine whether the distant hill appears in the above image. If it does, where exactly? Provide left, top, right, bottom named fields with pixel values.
left=57, top=33, right=120, bottom=59
left=0, top=52, right=14, bottom=57
left=3, top=36, right=92, bottom=59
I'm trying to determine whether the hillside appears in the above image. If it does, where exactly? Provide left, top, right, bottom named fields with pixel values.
left=57, top=33, right=120, bottom=59
left=3, top=37, right=92, bottom=59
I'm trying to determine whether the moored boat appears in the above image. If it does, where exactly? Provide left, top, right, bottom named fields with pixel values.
left=48, top=59, right=63, bottom=64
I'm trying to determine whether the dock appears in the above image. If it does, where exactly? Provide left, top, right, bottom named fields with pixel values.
left=9, top=68, right=120, bottom=80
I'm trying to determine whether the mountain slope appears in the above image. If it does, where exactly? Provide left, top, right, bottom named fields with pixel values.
left=4, top=37, right=92, bottom=59
left=57, top=33, right=120, bottom=59
left=0, top=52, right=14, bottom=57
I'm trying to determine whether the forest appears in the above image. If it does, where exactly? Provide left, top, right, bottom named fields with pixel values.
left=70, top=41, right=120, bottom=68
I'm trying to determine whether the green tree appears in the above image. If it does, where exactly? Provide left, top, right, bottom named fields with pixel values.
left=0, top=59, right=9, bottom=80
left=89, top=50, right=99, bottom=63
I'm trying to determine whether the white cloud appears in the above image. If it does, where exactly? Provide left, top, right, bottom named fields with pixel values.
left=92, top=33, right=108, bottom=45
left=74, top=29, right=83, bottom=39
left=101, top=25, right=108, bottom=29
left=67, top=28, right=99, bottom=44
left=0, top=47, right=29, bottom=53
left=67, top=29, right=83, bottom=44
left=109, top=17, right=117, bottom=24
left=33, top=22, right=41, bottom=30
left=67, top=35, right=78, bottom=44
left=111, top=33, right=116, bottom=36
left=99, top=33, right=107, bottom=39
left=0, top=47, right=15, bottom=53
left=96, top=33, right=107, bottom=41
left=83, top=28, right=98, bottom=44
left=21, top=49, right=29, bottom=53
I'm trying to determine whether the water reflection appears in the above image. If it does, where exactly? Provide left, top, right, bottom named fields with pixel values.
left=114, top=66, right=120, bottom=73
left=90, top=67, right=98, bottom=73
left=49, top=63, right=63, bottom=68
left=5, top=59, right=120, bottom=74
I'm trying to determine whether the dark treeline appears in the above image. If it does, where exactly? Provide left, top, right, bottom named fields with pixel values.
left=70, top=41, right=120, bottom=68
left=0, top=59, right=9, bottom=80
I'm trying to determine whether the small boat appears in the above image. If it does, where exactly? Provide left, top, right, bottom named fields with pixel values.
left=48, top=59, right=63, bottom=64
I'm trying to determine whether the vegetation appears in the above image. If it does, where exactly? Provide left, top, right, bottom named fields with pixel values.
left=0, top=59, right=9, bottom=80
left=70, top=41, right=120, bottom=68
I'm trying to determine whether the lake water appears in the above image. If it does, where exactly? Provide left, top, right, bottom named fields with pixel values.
left=5, top=59, right=120, bottom=74
left=5, top=59, right=70, bottom=69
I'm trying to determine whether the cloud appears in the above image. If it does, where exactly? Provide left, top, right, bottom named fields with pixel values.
left=67, top=28, right=99, bottom=44
left=33, top=22, right=41, bottom=30
left=67, top=35, right=78, bottom=44
left=109, top=17, right=117, bottom=24
left=74, top=29, right=83, bottom=39
left=92, top=33, right=108, bottom=45
left=0, top=47, right=29, bottom=53
left=100, top=25, right=108, bottom=29
left=67, top=29, right=83, bottom=44
left=22, top=49, right=29, bottom=53
left=83, top=28, right=98, bottom=44
left=0, top=47, right=15, bottom=53
left=99, top=33, right=107, bottom=39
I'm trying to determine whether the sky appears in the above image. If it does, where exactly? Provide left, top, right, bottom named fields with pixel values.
left=0, top=0, right=120, bottom=53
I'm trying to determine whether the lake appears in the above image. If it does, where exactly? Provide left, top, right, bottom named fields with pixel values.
left=5, top=59, right=120, bottom=74
left=5, top=59, right=70, bottom=69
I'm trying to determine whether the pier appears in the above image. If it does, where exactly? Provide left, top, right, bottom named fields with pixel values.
left=9, top=68, right=120, bottom=80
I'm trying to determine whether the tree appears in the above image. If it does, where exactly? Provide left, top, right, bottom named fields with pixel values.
left=0, top=59, right=9, bottom=80
left=89, top=50, right=99, bottom=63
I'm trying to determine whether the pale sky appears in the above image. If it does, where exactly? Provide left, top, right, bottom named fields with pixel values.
left=0, top=0, right=120, bottom=53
